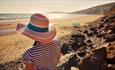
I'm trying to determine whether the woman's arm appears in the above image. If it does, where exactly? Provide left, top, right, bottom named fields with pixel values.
left=24, top=61, right=34, bottom=70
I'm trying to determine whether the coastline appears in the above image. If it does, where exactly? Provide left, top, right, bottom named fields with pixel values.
left=0, top=14, right=101, bottom=64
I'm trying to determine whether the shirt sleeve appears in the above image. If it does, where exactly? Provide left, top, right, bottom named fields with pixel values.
left=22, top=49, right=33, bottom=63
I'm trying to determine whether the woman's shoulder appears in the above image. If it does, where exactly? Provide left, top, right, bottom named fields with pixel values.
left=22, top=48, right=33, bottom=62
left=54, top=36, right=61, bottom=42
left=23, top=48, right=32, bottom=56
left=52, top=37, right=62, bottom=46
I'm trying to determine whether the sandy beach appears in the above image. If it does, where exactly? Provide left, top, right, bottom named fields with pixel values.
left=0, top=15, right=101, bottom=70
left=0, top=14, right=101, bottom=63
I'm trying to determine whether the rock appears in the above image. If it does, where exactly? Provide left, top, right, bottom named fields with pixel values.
left=89, top=27, right=97, bottom=32
left=87, top=32, right=94, bottom=37
left=57, top=47, right=107, bottom=70
left=106, top=30, right=112, bottom=34
left=71, top=34, right=86, bottom=45
left=0, top=64, right=5, bottom=70
left=77, top=50, right=86, bottom=58
left=107, top=57, right=115, bottom=64
left=88, top=44, right=95, bottom=49
left=83, top=30, right=88, bottom=34
left=71, top=42, right=79, bottom=51
left=105, top=34, right=115, bottom=42
left=98, top=24, right=104, bottom=28
left=108, top=64, right=115, bottom=70
left=105, top=25, right=112, bottom=30
left=15, top=61, right=21, bottom=65
left=57, top=53, right=78, bottom=70
left=97, top=33, right=104, bottom=38
left=87, top=39, right=92, bottom=44
left=107, top=15, right=115, bottom=21
left=108, top=46, right=114, bottom=50
left=103, top=17, right=110, bottom=23
left=78, top=47, right=107, bottom=70
left=71, top=35, right=85, bottom=42
left=110, top=25, right=115, bottom=33
left=107, top=44, right=115, bottom=64
left=61, top=43, right=72, bottom=55
left=71, top=67, right=80, bottom=70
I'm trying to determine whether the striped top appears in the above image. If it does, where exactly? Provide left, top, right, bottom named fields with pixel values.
left=22, top=37, right=61, bottom=70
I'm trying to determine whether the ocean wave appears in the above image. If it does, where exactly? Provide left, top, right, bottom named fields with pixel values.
left=0, top=29, right=16, bottom=35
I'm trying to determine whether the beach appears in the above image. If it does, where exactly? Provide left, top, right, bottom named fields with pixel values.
left=0, top=14, right=101, bottom=70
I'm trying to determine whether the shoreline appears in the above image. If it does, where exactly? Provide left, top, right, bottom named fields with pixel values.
left=0, top=14, right=102, bottom=64
left=0, top=15, right=102, bottom=35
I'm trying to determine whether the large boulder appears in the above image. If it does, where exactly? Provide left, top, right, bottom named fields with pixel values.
left=57, top=47, right=107, bottom=70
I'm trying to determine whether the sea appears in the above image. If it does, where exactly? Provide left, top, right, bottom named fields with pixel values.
left=0, top=13, right=86, bottom=35
left=0, top=13, right=88, bottom=21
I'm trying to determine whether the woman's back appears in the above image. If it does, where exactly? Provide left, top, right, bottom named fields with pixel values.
left=23, top=37, right=61, bottom=70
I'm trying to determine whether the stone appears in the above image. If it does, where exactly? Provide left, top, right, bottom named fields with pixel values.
left=107, top=57, right=115, bottom=64
left=108, top=64, right=115, bottom=70
left=71, top=34, right=86, bottom=44
left=0, top=64, right=5, bottom=70
left=78, top=47, right=107, bottom=70
left=57, top=47, right=107, bottom=70
left=99, top=24, right=104, bottom=28
left=83, top=30, right=88, bottom=34
left=87, top=39, right=92, bottom=44
left=61, top=43, right=72, bottom=55
left=87, top=33, right=92, bottom=37
left=71, top=42, right=79, bottom=51
left=105, top=34, right=115, bottom=42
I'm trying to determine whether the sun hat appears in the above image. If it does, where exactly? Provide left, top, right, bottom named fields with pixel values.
left=16, top=13, right=56, bottom=44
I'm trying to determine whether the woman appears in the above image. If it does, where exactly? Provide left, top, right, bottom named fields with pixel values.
left=16, top=13, right=61, bottom=70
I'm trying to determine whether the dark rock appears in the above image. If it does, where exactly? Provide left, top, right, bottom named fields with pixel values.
left=107, top=15, right=115, bottom=21
left=71, top=34, right=85, bottom=44
left=79, top=47, right=107, bottom=70
left=71, top=42, right=79, bottom=51
left=105, top=25, right=112, bottom=29
left=107, top=56, right=115, bottom=64
left=57, top=47, right=107, bottom=70
left=97, top=33, right=104, bottom=38
left=83, top=30, right=88, bottom=34
left=71, top=34, right=85, bottom=40
left=88, top=44, right=95, bottom=49
left=105, top=34, right=115, bottom=42
left=15, top=61, right=21, bottom=65
left=93, top=31, right=98, bottom=35
left=89, top=27, right=97, bottom=32
left=87, top=39, right=92, bottom=44
left=99, top=24, right=104, bottom=28
left=63, top=55, right=79, bottom=70
left=0, top=64, right=5, bottom=70
left=87, top=32, right=94, bottom=37
left=111, top=25, right=115, bottom=33
left=104, top=17, right=110, bottom=23
left=61, top=44, right=72, bottom=55
left=77, top=50, right=86, bottom=58
left=108, top=46, right=114, bottom=50
left=101, top=16, right=108, bottom=21
left=57, top=53, right=79, bottom=70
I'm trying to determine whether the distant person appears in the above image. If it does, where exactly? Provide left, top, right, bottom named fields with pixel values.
left=16, top=13, right=61, bottom=70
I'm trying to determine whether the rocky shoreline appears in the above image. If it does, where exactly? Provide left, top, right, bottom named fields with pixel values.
left=57, top=9, right=115, bottom=70
left=0, top=8, right=115, bottom=70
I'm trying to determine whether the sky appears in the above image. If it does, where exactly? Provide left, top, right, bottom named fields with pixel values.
left=0, top=0, right=115, bottom=13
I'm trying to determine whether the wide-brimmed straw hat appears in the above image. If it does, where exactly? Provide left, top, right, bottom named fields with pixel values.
left=16, top=13, right=56, bottom=44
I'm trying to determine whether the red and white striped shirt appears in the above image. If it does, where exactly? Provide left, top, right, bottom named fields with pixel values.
left=22, top=37, right=61, bottom=70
